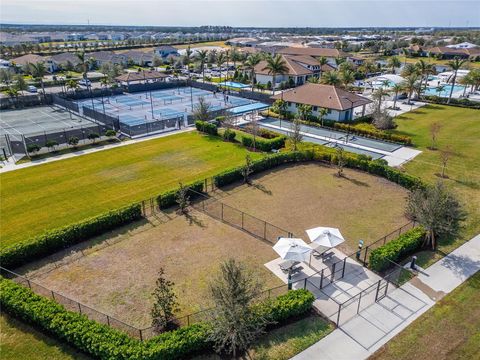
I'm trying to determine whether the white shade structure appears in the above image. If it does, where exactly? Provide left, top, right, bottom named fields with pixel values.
left=273, top=238, right=312, bottom=262
left=306, top=227, right=345, bottom=248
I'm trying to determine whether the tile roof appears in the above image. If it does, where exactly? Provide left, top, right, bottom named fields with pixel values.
left=11, top=54, right=46, bottom=65
left=271, top=83, right=371, bottom=111
left=278, top=47, right=349, bottom=58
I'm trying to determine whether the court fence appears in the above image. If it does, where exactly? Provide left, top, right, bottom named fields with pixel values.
left=0, top=93, right=53, bottom=110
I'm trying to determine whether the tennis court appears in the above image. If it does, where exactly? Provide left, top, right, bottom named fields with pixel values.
left=0, top=106, right=95, bottom=138
left=0, top=106, right=98, bottom=156
left=76, top=87, right=264, bottom=137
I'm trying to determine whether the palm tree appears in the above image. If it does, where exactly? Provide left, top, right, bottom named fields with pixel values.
left=262, top=54, right=288, bottom=95
left=318, top=107, right=328, bottom=127
left=76, top=51, right=88, bottom=80
left=390, top=83, right=404, bottom=110
left=196, top=49, right=208, bottom=83
left=401, top=63, right=419, bottom=77
left=372, top=87, right=390, bottom=112
left=216, top=52, right=226, bottom=84
left=446, top=58, right=467, bottom=104
left=321, top=71, right=341, bottom=86
left=6, top=86, right=19, bottom=107
left=66, top=79, right=79, bottom=94
left=415, top=59, right=434, bottom=96
left=402, top=74, right=420, bottom=104
left=317, top=56, right=328, bottom=80
left=435, top=84, right=445, bottom=97
left=243, top=53, right=261, bottom=91
left=184, top=46, right=193, bottom=80
left=340, top=69, right=355, bottom=89
left=28, top=62, right=47, bottom=95
left=387, top=56, right=401, bottom=74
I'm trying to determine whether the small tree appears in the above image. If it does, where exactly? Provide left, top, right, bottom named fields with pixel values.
left=334, top=146, right=346, bottom=177
left=208, top=259, right=267, bottom=358
left=27, top=143, right=41, bottom=155
left=297, top=104, right=312, bottom=121
left=439, top=145, right=454, bottom=178
left=45, top=140, right=58, bottom=152
left=241, top=154, right=254, bottom=185
left=372, top=108, right=396, bottom=130
left=429, top=122, right=441, bottom=150
left=151, top=268, right=179, bottom=331
left=68, top=136, right=79, bottom=148
left=289, top=115, right=303, bottom=151
left=318, top=107, right=328, bottom=127
left=192, top=96, right=211, bottom=122
left=104, top=129, right=117, bottom=141
left=175, top=182, right=191, bottom=214
left=87, top=132, right=100, bottom=144
left=405, top=181, right=466, bottom=249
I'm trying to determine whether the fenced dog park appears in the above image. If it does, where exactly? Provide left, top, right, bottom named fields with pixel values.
left=10, top=162, right=412, bottom=339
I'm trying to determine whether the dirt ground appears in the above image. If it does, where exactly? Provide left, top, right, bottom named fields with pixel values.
left=216, top=163, right=409, bottom=254
left=21, top=210, right=282, bottom=328
left=19, top=163, right=408, bottom=329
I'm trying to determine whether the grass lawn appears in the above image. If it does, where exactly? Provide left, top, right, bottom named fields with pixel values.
left=371, top=271, right=480, bottom=360
left=0, top=131, right=261, bottom=249
left=0, top=313, right=91, bottom=360
left=193, top=314, right=334, bottom=360
left=391, top=104, right=480, bottom=259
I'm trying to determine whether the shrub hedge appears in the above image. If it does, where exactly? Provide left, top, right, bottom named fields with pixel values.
left=195, top=120, right=218, bottom=135
left=213, top=149, right=423, bottom=191
left=369, top=227, right=426, bottom=272
left=0, top=204, right=142, bottom=269
left=421, top=95, right=480, bottom=109
left=0, top=277, right=314, bottom=360
left=239, top=131, right=286, bottom=152
left=156, top=181, right=205, bottom=209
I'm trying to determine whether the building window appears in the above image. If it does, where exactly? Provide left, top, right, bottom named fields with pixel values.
left=288, top=102, right=292, bottom=106
left=327, top=109, right=332, bottom=114
left=313, top=106, right=318, bottom=111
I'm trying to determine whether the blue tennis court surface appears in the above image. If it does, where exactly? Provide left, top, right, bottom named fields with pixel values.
left=76, top=87, right=265, bottom=137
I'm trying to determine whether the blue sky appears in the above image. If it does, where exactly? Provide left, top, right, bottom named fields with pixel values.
left=1, top=0, right=479, bottom=27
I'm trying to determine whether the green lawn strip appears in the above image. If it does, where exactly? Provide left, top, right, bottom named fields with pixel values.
left=0, top=313, right=91, bottom=360
left=371, top=271, right=480, bottom=360
left=392, top=104, right=480, bottom=250
left=0, top=132, right=262, bottom=249
left=249, top=314, right=334, bottom=360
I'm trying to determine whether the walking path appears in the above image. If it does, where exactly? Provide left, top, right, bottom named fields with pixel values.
left=0, top=127, right=194, bottom=173
left=291, top=234, right=480, bottom=360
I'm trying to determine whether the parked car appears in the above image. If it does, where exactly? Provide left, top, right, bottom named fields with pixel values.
left=79, top=79, right=91, bottom=87
left=27, top=85, right=37, bottom=93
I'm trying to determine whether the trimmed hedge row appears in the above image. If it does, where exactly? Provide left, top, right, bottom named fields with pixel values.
left=195, top=120, right=218, bottom=135
left=369, top=227, right=426, bottom=272
left=422, top=95, right=480, bottom=109
left=0, top=277, right=314, bottom=360
left=239, top=131, right=286, bottom=152
left=156, top=181, right=204, bottom=209
left=213, top=148, right=423, bottom=191
left=0, top=204, right=142, bottom=269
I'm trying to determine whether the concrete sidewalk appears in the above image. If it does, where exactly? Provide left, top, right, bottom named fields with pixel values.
left=292, top=234, right=480, bottom=360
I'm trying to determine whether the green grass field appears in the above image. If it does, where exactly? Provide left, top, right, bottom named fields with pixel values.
left=392, top=105, right=480, bottom=250
left=371, top=271, right=480, bottom=360
left=0, top=131, right=260, bottom=249
left=0, top=314, right=91, bottom=360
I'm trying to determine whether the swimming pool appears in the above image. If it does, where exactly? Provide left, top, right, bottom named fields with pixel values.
left=219, top=81, right=250, bottom=89
left=424, top=84, right=466, bottom=97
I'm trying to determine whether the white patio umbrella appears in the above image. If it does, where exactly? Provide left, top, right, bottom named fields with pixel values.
left=273, top=238, right=312, bottom=262
left=306, top=227, right=345, bottom=249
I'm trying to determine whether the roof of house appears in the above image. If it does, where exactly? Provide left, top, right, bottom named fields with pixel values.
left=89, top=51, right=127, bottom=62
left=154, top=45, right=179, bottom=52
left=122, top=50, right=154, bottom=62
left=11, top=54, right=46, bottom=65
left=271, top=83, right=372, bottom=111
left=49, top=52, right=81, bottom=65
left=426, top=46, right=480, bottom=57
left=278, top=46, right=349, bottom=58
left=255, top=55, right=314, bottom=76
left=115, top=70, right=168, bottom=82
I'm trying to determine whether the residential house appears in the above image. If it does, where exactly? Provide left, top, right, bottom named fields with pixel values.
left=115, top=69, right=168, bottom=85
left=122, top=50, right=154, bottom=67
left=426, top=46, right=480, bottom=61
left=277, top=47, right=350, bottom=66
left=153, top=45, right=180, bottom=59
left=253, top=55, right=334, bottom=88
left=271, top=83, right=372, bottom=122
left=10, top=54, right=55, bottom=72
left=89, top=51, right=128, bottom=67
left=49, top=52, right=82, bottom=71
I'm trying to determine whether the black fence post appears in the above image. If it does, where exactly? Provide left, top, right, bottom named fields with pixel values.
left=364, top=246, right=369, bottom=265
left=78, top=303, right=82, bottom=314
left=375, top=280, right=382, bottom=301
left=331, top=262, right=336, bottom=282
left=221, top=203, right=224, bottom=221
left=304, top=278, right=307, bottom=289
left=336, top=303, right=342, bottom=326
left=357, top=291, right=363, bottom=314
left=107, top=315, right=110, bottom=326
left=320, top=269, right=324, bottom=289
left=139, top=329, right=143, bottom=342
left=342, top=257, right=347, bottom=278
